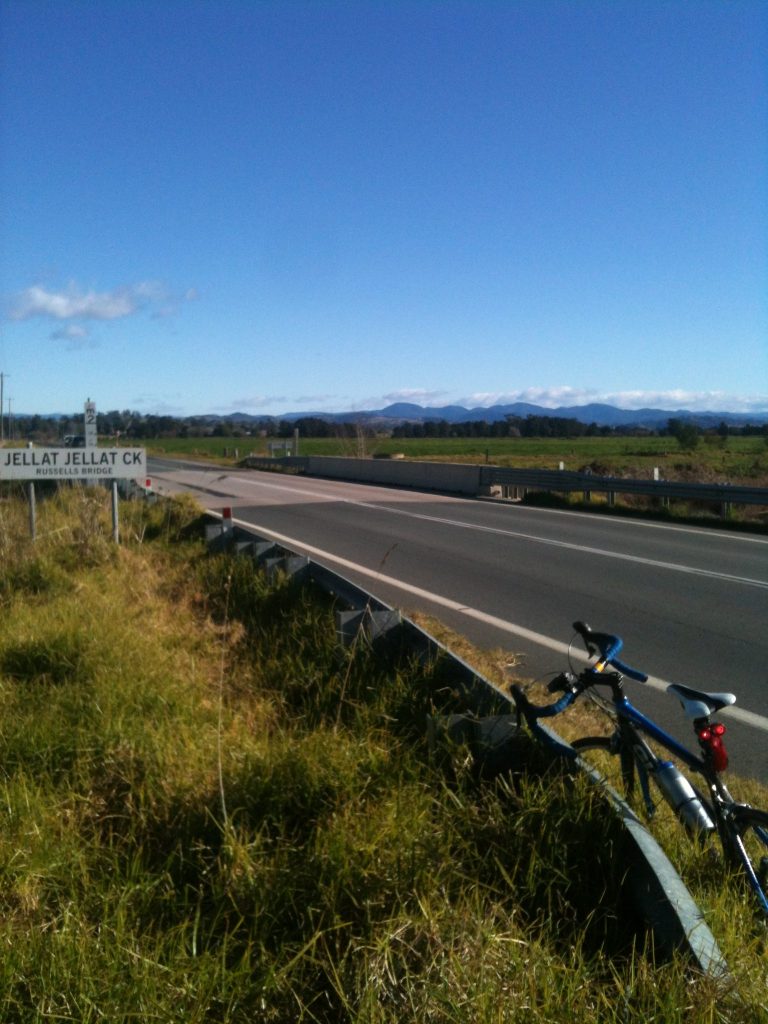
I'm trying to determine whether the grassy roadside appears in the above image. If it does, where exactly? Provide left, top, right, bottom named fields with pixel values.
left=0, top=486, right=765, bottom=1021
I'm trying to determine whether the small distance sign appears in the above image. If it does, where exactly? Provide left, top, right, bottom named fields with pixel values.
left=84, top=400, right=97, bottom=448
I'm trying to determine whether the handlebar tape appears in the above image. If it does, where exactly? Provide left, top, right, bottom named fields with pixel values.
left=607, top=658, right=648, bottom=683
left=572, top=621, right=648, bottom=682
left=511, top=683, right=577, bottom=719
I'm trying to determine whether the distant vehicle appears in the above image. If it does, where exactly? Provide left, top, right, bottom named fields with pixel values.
left=63, top=434, right=86, bottom=447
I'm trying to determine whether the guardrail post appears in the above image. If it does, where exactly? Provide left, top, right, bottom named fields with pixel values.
left=265, top=555, right=310, bottom=581
left=653, top=468, right=669, bottom=509
left=583, top=468, right=592, bottom=503
left=335, top=608, right=402, bottom=646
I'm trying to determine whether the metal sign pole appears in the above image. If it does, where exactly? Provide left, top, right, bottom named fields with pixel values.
left=25, top=442, right=36, bottom=540
left=111, top=479, right=119, bottom=543
left=28, top=481, right=36, bottom=540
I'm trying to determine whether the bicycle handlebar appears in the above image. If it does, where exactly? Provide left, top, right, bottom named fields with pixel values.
left=572, top=621, right=648, bottom=682
left=511, top=623, right=649, bottom=735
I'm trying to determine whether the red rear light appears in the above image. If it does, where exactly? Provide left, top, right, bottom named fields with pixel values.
left=697, top=721, right=729, bottom=773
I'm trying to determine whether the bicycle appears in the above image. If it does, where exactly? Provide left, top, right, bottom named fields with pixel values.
left=511, top=621, right=768, bottom=921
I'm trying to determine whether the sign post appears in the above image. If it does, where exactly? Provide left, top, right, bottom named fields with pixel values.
left=28, top=482, right=36, bottom=541
left=112, top=479, right=119, bottom=543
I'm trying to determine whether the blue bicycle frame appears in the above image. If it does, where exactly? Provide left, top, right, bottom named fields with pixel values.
left=520, top=674, right=709, bottom=775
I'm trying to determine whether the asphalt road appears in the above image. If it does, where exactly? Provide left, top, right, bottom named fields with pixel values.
left=148, top=458, right=768, bottom=783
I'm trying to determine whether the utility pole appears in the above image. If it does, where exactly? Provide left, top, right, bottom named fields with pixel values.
left=0, top=372, right=5, bottom=442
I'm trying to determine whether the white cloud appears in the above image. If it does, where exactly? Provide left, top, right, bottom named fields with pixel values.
left=224, top=396, right=289, bottom=411
left=600, top=389, right=768, bottom=413
left=49, top=324, right=95, bottom=350
left=10, top=280, right=196, bottom=324
left=50, top=324, right=89, bottom=341
left=458, top=388, right=768, bottom=414
left=12, top=283, right=136, bottom=321
left=382, top=388, right=449, bottom=405
left=130, top=396, right=187, bottom=415
left=148, top=284, right=201, bottom=319
left=293, top=394, right=336, bottom=406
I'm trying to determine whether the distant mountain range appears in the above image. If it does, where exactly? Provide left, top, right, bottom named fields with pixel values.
left=219, top=401, right=768, bottom=430
left=29, top=402, right=768, bottom=430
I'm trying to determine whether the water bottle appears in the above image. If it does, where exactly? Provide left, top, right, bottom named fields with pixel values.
left=653, top=762, right=715, bottom=834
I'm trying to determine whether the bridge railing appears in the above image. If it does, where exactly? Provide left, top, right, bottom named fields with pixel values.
left=479, top=465, right=768, bottom=514
left=239, top=455, right=768, bottom=515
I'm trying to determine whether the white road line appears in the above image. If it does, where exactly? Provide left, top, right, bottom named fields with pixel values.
left=223, top=471, right=768, bottom=544
left=194, top=474, right=768, bottom=589
left=348, top=501, right=768, bottom=590
left=221, top=510, right=768, bottom=735
left=155, top=463, right=768, bottom=548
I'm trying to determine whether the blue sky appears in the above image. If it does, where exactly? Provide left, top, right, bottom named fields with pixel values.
left=1, top=0, right=766, bottom=418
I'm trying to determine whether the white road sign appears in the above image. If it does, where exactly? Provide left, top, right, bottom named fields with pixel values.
left=0, top=447, right=147, bottom=482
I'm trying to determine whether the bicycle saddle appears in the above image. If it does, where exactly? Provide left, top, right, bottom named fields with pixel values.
left=667, top=683, right=737, bottom=720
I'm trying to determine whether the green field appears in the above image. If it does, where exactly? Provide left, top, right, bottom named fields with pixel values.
left=149, top=434, right=768, bottom=484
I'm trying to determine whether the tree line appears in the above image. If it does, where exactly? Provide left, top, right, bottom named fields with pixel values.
left=392, top=415, right=609, bottom=438
left=3, top=411, right=373, bottom=443
left=392, top=415, right=768, bottom=441
left=3, top=410, right=767, bottom=444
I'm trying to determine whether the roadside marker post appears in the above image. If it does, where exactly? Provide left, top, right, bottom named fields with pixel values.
left=112, top=479, right=119, bottom=543
left=28, top=456, right=36, bottom=540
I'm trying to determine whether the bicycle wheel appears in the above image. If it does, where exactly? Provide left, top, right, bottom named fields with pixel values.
left=571, top=735, right=636, bottom=797
left=718, top=804, right=768, bottom=919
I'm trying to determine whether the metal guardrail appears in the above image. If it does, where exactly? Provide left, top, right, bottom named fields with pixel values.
left=203, top=509, right=728, bottom=977
left=480, top=465, right=768, bottom=510
left=240, top=455, right=768, bottom=513
left=244, top=456, right=310, bottom=473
